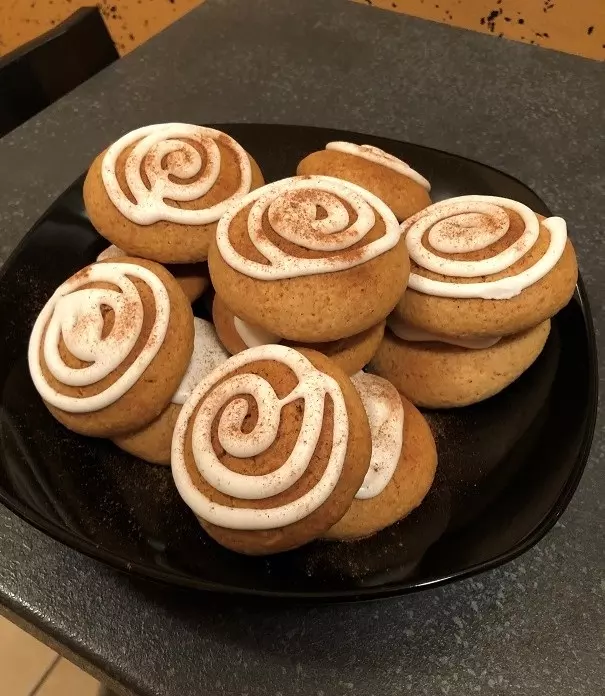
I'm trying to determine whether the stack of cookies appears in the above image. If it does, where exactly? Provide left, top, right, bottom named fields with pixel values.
left=371, top=196, right=577, bottom=407
left=27, top=123, right=578, bottom=556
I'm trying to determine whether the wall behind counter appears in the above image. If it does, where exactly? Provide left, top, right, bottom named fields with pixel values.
left=0, top=0, right=603, bottom=60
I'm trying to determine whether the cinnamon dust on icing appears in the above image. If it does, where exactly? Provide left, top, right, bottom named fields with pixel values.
left=71, top=266, right=93, bottom=284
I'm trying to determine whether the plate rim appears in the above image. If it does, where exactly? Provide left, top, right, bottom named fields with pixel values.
left=0, top=124, right=598, bottom=601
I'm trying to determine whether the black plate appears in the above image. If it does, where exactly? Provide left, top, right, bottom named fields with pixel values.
left=0, top=125, right=597, bottom=600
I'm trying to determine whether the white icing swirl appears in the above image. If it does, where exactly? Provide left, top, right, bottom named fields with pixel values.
left=172, top=318, right=230, bottom=405
left=233, top=315, right=281, bottom=348
left=387, top=315, right=501, bottom=349
left=216, top=175, right=401, bottom=280
left=101, top=123, right=252, bottom=225
left=28, top=262, right=170, bottom=413
left=402, top=195, right=568, bottom=300
left=326, top=141, right=431, bottom=191
left=351, top=372, right=404, bottom=500
left=171, top=345, right=349, bottom=530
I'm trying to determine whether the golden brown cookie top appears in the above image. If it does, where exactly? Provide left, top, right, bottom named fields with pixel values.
left=215, top=175, right=402, bottom=280
left=325, top=141, right=431, bottom=191
left=402, top=195, right=570, bottom=300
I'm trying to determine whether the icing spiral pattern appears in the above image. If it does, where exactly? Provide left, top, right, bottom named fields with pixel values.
left=101, top=123, right=252, bottom=225
left=216, top=175, right=401, bottom=280
left=326, top=141, right=431, bottom=191
left=351, top=372, right=404, bottom=500
left=171, top=345, right=349, bottom=530
left=402, top=195, right=568, bottom=300
left=28, top=261, right=170, bottom=413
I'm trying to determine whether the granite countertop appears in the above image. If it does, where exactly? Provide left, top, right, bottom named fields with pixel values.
left=0, top=0, right=603, bottom=694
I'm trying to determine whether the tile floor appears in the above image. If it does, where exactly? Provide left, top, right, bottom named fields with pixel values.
left=0, top=615, right=100, bottom=695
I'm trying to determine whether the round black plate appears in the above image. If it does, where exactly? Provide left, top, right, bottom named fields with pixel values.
left=0, top=125, right=597, bottom=600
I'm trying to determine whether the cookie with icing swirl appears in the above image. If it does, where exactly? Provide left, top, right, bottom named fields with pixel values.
left=84, top=124, right=264, bottom=264
left=324, top=372, right=437, bottom=540
left=208, top=175, right=410, bottom=342
left=171, top=345, right=372, bottom=555
left=28, top=257, right=194, bottom=437
left=395, top=195, right=577, bottom=339
left=212, top=294, right=385, bottom=376
left=297, top=141, right=432, bottom=221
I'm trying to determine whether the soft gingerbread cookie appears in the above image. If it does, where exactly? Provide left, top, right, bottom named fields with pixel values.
left=370, top=320, right=551, bottom=408
left=324, top=372, right=437, bottom=540
left=171, top=345, right=372, bottom=555
left=115, top=403, right=181, bottom=466
left=208, top=175, right=410, bottom=342
left=395, top=196, right=578, bottom=339
left=98, top=244, right=209, bottom=302
left=297, top=141, right=432, bottom=221
left=114, top=318, right=229, bottom=464
left=84, top=124, right=264, bottom=264
left=28, top=257, right=194, bottom=437
left=212, top=294, right=384, bottom=375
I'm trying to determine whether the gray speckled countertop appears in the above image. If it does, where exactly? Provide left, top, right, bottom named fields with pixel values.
left=0, top=1, right=603, bottom=694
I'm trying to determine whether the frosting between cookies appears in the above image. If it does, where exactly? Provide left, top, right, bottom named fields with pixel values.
left=172, top=318, right=229, bottom=405
left=28, top=261, right=170, bottom=413
left=387, top=315, right=501, bottom=349
left=233, top=315, right=281, bottom=348
left=101, top=123, right=252, bottom=226
left=171, top=344, right=349, bottom=530
left=216, top=175, right=402, bottom=280
left=402, top=195, right=568, bottom=300
left=326, top=141, right=431, bottom=191
left=97, top=245, right=124, bottom=261
left=351, top=372, right=404, bottom=500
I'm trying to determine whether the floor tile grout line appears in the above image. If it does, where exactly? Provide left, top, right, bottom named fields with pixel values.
left=28, top=653, right=61, bottom=696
